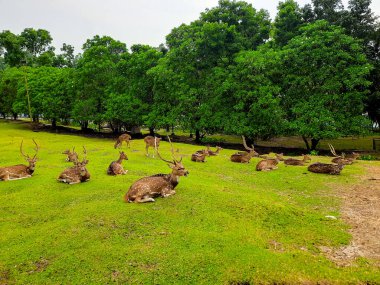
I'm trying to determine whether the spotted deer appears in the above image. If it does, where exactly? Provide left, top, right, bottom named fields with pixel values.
left=230, top=136, right=259, bottom=163
left=308, top=162, right=344, bottom=175
left=191, top=149, right=209, bottom=162
left=328, top=144, right=354, bottom=165
left=256, top=156, right=281, bottom=171
left=114, top=133, right=132, bottom=149
left=62, top=147, right=78, bottom=162
left=0, top=140, right=39, bottom=181
left=125, top=137, right=189, bottom=203
left=284, top=154, right=311, bottom=166
left=144, top=136, right=161, bottom=157
left=58, top=146, right=90, bottom=184
left=107, top=151, right=128, bottom=175
left=208, top=146, right=223, bottom=156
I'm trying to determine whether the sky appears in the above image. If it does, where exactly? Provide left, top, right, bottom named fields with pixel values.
left=1, top=0, right=379, bottom=54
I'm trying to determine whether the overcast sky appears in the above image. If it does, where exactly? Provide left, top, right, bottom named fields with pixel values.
left=1, top=0, right=379, bottom=54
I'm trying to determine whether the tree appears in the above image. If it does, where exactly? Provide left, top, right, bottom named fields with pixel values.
left=312, top=0, right=345, bottom=25
left=0, top=30, right=25, bottom=67
left=273, top=0, right=304, bottom=47
left=0, top=67, right=23, bottom=118
left=280, top=20, right=372, bottom=150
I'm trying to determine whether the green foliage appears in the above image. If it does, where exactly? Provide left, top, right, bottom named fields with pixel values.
left=359, top=154, right=377, bottom=160
left=309, top=150, right=319, bottom=156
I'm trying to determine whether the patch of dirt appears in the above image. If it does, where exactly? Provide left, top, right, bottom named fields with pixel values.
left=320, top=164, right=380, bottom=266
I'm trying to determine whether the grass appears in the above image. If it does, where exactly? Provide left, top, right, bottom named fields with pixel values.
left=0, top=120, right=379, bottom=284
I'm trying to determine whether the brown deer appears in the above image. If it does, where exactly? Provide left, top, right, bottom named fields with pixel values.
left=230, top=136, right=259, bottom=163
left=191, top=149, right=209, bottom=162
left=144, top=136, right=161, bottom=157
left=0, top=140, right=39, bottom=181
left=107, top=151, right=128, bottom=175
left=58, top=146, right=90, bottom=184
left=62, top=147, right=78, bottom=162
left=125, top=137, right=189, bottom=203
left=308, top=162, right=344, bottom=175
left=256, top=157, right=281, bottom=171
left=208, top=146, right=223, bottom=156
left=284, top=154, right=311, bottom=166
left=114, top=133, right=132, bottom=149
left=328, top=144, right=354, bottom=165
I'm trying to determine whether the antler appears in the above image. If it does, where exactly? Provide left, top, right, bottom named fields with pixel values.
left=32, top=139, right=39, bottom=159
left=242, top=136, right=254, bottom=151
left=155, top=137, right=174, bottom=164
left=328, top=143, right=339, bottom=157
left=20, top=140, right=29, bottom=160
left=167, top=135, right=182, bottom=163
left=82, top=146, right=88, bottom=163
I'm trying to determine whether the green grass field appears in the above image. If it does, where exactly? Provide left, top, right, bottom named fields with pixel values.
left=0, top=120, right=379, bottom=284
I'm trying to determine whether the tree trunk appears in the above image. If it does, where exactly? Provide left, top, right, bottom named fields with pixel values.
left=171, top=124, right=175, bottom=136
left=12, top=113, right=18, bottom=120
left=195, top=129, right=201, bottom=142
left=311, top=138, right=320, bottom=151
left=165, top=125, right=170, bottom=132
left=81, top=121, right=88, bottom=131
left=32, top=115, right=39, bottom=123
left=149, top=127, right=155, bottom=136
left=302, top=136, right=310, bottom=151
left=51, top=118, right=57, bottom=129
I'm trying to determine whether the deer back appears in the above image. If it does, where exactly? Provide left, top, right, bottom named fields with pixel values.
left=308, top=162, right=344, bottom=175
left=256, top=158, right=279, bottom=171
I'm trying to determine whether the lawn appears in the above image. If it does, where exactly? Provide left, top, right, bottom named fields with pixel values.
left=0, top=120, right=379, bottom=284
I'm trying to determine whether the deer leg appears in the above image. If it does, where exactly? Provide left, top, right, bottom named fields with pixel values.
left=135, top=196, right=155, bottom=203
left=162, top=188, right=176, bottom=197
left=122, top=170, right=128, bottom=175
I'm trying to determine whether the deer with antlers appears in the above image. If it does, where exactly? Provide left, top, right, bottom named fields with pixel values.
left=125, top=137, right=189, bottom=203
left=107, top=151, right=128, bottom=175
left=284, top=154, right=311, bottom=166
left=328, top=144, right=355, bottom=165
left=58, top=146, right=90, bottom=184
left=230, top=136, right=259, bottom=163
left=114, top=133, right=132, bottom=149
left=0, top=140, right=39, bottom=181
left=144, top=136, right=161, bottom=157
left=62, top=147, right=78, bottom=162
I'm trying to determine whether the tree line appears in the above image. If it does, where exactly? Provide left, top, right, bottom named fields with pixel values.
left=0, top=0, right=379, bottom=150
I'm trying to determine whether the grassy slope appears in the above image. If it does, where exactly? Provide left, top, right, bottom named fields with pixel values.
left=0, top=120, right=379, bottom=284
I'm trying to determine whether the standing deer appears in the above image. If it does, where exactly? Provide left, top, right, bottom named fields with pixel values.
left=230, top=136, right=259, bottom=163
left=256, top=156, right=281, bottom=171
left=62, top=147, right=78, bottom=162
left=114, top=134, right=132, bottom=149
left=0, top=140, right=39, bottom=181
left=144, top=136, right=161, bottom=157
left=58, top=146, right=90, bottom=184
left=328, top=144, right=354, bottom=165
left=107, top=151, right=128, bottom=175
left=191, top=149, right=209, bottom=162
left=284, top=154, right=311, bottom=166
left=125, top=137, right=189, bottom=203
left=308, top=162, right=344, bottom=175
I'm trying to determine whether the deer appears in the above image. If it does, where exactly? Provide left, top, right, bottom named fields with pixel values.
left=308, top=162, right=344, bottom=175
left=144, top=135, right=161, bottom=157
left=208, top=146, right=223, bottom=156
left=191, top=149, right=209, bottom=162
left=58, top=146, right=90, bottom=184
left=256, top=156, right=281, bottom=171
left=328, top=143, right=355, bottom=165
left=230, top=136, right=259, bottom=163
left=107, top=151, right=128, bottom=175
left=125, top=137, right=189, bottom=203
left=62, top=147, right=78, bottom=162
left=114, top=133, right=132, bottom=149
left=0, top=140, right=39, bottom=181
left=284, top=154, right=311, bottom=166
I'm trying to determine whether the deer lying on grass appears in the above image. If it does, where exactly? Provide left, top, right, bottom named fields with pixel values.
left=284, top=154, right=311, bottom=166
left=144, top=136, right=161, bottom=157
left=308, top=162, right=344, bottom=175
left=107, top=151, right=128, bottom=175
left=58, top=147, right=90, bottom=184
left=329, top=144, right=356, bottom=165
left=230, top=136, right=259, bottom=163
left=208, top=146, right=223, bottom=156
left=62, top=147, right=78, bottom=162
left=125, top=137, right=189, bottom=203
left=191, top=149, right=209, bottom=162
left=256, top=156, right=281, bottom=171
left=0, top=140, right=39, bottom=181
left=114, top=134, right=132, bottom=149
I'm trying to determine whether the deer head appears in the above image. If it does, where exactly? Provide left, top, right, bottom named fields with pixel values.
left=119, top=151, right=128, bottom=161
left=20, top=139, right=39, bottom=171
